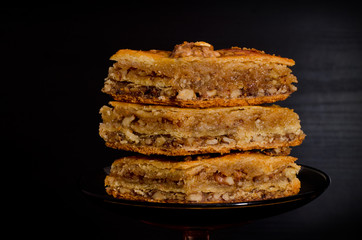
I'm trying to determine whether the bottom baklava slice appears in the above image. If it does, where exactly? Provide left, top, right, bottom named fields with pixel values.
left=105, top=152, right=301, bottom=203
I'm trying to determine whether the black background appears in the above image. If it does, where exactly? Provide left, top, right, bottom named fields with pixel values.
left=4, top=4, right=362, bottom=239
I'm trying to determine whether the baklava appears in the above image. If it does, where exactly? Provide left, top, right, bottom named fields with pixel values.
left=102, top=41, right=297, bottom=108
left=105, top=152, right=301, bottom=203
left=99, top=102, right=305, bottom=156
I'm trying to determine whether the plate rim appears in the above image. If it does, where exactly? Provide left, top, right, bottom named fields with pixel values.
left=81, top=164, right=330, bottom=210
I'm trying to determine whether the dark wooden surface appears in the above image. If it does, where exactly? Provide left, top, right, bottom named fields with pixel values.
left=4, top=4, right=362, bottom=239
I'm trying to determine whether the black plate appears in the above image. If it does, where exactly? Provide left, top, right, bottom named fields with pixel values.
left=80, top=165, right=330, bottom=228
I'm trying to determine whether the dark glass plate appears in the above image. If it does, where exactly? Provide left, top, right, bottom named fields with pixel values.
left=80, top=165, right=330, bottom=228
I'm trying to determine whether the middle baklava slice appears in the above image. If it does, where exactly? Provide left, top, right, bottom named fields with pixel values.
left=99, top=102, right=305, bottom=156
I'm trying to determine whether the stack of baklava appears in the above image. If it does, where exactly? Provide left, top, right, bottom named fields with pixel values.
left=100, top=41, right=305, bottom=203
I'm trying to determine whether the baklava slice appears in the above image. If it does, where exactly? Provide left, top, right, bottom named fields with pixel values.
left=99, top=102, right=305, bottom=156
left=102, top=41, right=297, bottom=108
left=105, top=152, right=301, bottom=203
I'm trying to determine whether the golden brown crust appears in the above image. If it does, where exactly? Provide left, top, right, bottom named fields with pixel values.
left=107, top=152, right=297, bottom=170
left=110, top=42, right=295, bottom=66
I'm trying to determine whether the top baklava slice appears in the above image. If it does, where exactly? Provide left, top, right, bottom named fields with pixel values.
left=103, top=41, right=297, bottom=108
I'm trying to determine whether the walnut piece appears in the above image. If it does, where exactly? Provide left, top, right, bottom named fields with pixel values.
left=214, top=172, right=235, bottom=185
left=170, top=41, right=221, bottom=58
left=176, top=89, right=196, bottom=100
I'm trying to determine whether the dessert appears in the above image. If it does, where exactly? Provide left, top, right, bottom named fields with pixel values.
left=105, top=152, right=301, bottom=203
left=101, top=41, right=305, bottom=203
left=102, top=41, right=297, bottom=108
left=99, top=102, right=305, bottom=156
